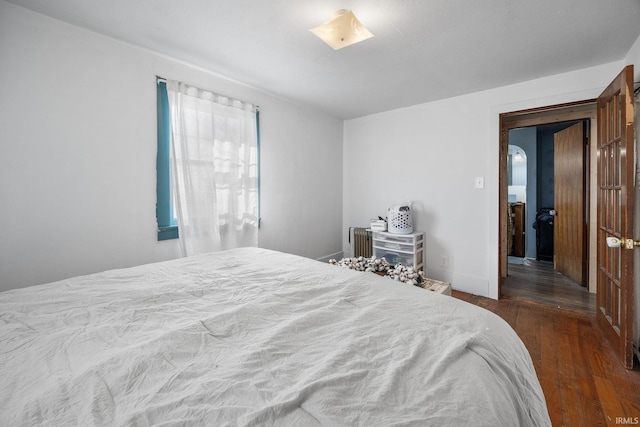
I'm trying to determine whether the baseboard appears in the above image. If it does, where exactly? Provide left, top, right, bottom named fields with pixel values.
left=316, top=251, right=343, bottom=263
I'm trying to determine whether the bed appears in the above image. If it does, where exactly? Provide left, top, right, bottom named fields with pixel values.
left=0, top=247, right=550, bottom=426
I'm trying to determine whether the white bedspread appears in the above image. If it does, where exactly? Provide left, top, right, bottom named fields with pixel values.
left=0, top=248, right=550, bottom=426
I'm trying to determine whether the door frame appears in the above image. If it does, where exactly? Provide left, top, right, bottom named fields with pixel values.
left=498, top=100, right=598, bottom=297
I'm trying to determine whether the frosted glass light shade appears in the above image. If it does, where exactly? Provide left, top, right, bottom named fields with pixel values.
left=310, top=9, right=374, bottom=50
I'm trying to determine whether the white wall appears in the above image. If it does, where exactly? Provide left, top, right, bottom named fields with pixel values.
left=0, top=2, right=343, bottom=291
left=344, top=61, right=631, bottom=298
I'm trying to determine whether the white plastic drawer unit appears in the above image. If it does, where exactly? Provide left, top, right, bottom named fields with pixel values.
left=372, top=231, right=424, bottom=271
left=372, top=249, right=415, bottom=267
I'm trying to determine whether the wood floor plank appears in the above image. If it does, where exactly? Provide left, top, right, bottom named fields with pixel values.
left=593, top=376, right=627, bottom=426
left=557, top=332, right=585, bottom=427
left=567, top=317, right=607, bottom=424
left=539, top=313, right=564, bottom=424
left=516, top=304, right=542, bottom=372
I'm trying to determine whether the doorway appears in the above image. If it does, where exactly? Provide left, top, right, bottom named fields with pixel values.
left=499, top=101, right=598, bottom=309
left=506, top=143, right=527, bottom=262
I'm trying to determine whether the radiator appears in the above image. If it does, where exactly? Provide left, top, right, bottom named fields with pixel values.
left=350, top=227, right=372, bottom=258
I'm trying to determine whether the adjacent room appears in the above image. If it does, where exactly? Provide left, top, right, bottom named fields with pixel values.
left=1, top=0, right=640, bottom=425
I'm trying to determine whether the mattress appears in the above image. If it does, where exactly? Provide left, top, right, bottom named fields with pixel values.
left=0, top=247, right=550, bottom=426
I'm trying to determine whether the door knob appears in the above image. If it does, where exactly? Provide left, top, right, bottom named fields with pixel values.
left=606, top=236, right=640, bottom=249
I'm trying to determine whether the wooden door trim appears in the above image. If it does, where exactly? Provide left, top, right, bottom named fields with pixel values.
left=498, top=100, right=597, bottom=297
left=501, top=100, right=596, bottom=126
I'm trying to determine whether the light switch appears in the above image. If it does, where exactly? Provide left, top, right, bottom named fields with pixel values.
left=474, top=177, right=485, bottom=189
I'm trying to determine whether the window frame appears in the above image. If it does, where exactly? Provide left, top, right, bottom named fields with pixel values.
left=156, top=79, right=179, bottom=240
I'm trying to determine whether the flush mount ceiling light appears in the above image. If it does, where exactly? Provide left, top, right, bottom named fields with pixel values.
left=310, top=9, right=374, bottom=50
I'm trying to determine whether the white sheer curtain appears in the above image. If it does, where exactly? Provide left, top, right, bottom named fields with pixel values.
left=166, top=80, right=258, bottom=257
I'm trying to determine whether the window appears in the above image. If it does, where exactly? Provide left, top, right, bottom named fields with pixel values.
left=156, top=77, right=260, bottom=249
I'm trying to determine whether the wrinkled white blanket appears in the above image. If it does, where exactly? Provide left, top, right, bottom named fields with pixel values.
left=0, top=248, right=550, bottom=426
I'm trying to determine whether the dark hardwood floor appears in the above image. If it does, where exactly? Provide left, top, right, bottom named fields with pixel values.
left=503, top=258, right=596, bottom=313
left=453, top=290, right=640, bottom=427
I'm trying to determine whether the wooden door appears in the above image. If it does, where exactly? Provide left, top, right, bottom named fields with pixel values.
left=596, top=65, right=635, bottom=369
left=554, top=122, right=587, bottom=285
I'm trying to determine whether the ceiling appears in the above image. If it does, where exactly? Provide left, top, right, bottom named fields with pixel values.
left=5, top=0, right=640, bottom=119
